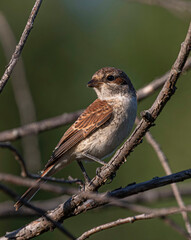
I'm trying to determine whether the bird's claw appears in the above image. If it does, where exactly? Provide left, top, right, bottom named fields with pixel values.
left=107, top=172, right=116, bottom=184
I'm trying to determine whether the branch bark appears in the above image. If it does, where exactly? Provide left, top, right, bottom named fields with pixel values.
left=145, top=129, right=191, bottom=237
left=0, top=110, right=83, bottom=142
left=1, top=168, right=191, bottom=239
left=0, top=0, right=43, bottom=93
left=1, top=20, right=190, bottom=240
left=0, top=183, right=75, bottom=239
left=0, top=55, right=191, bottom=142
left=0, top=12, right=41, bottom=171
left=77, top=205, right=191, bottom=240
left=2, top=184, right=191, bottom=218
left=130, top=0, right=191, bottom=15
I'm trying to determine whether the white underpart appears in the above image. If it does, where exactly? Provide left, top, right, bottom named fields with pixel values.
left=74, top=83, right=137, bottom=161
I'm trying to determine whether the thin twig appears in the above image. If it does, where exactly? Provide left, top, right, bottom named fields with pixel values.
left=2, top=184, right=191, bottom=218
left=2, top=22, right=191, bottom=239
left=144, top=128, right=191, bottom=238
left=0, top=183, right=75, bottom=239
left=0, top=56, right=191, bottom=143
left=83, top=21, right=191, bottom=198
left=30, top=174, right=83, bottom=185
left=1, top=169, right=191, bottom=209
left=126, top=183, right=191, bottom=203
left=2, top=169, right=191, bottom=221
left=74, top=168, right=191, bottom=216
left=162, top=216, right=189, bottom=239
left=0, top=141, right=82, bottom=184
left=0, top=142, right=28, bottom=177
left=1, top=200, right=187, bottom=239
left=77, top=205, right=191, bottom=240
left=0, top=173, right=78, bottom=195
left=137, top=57, right=191, bottom=101
left=1, top=168, right=191, bottom=237
left=0, top=196, right=69, bottom=218
left=0, top=12, right=41, bottom=171
left=0, top=110, right=83, bottom=142
left=130, top=0, right=191, bottom=15
left=0, top=0, right=43, bottom=93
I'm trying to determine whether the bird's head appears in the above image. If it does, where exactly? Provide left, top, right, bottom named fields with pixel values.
left=87, top=67, right=136, bottom=100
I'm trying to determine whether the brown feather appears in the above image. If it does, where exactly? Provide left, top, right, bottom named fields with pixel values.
left=45, top=99, right=113, bottom=169
left=14, top=165, right=54, bottom=211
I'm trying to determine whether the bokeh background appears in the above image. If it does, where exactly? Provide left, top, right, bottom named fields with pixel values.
left=0, top=0, right=191, bottom=239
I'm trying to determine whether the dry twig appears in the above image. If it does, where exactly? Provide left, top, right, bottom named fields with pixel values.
left=130, top=0, right=191, bottom=15
left=2, top=184, right=191, bottom=218
left=0, top=110, right=83, bottom=142
left=144, top=129, right=191, bottom=237
left=0, top=141, right=82, bottom=184
left=1, top=168, right=191, bottom=239
left=0, top=183, right=75, bottom=239
left=0, top=173, right=78, bottom=196
left=136, top=57, right=191, bottom=101
left=0, top=0, right=43, bottom=93
left=1, top=21, right=190, bottom=240
left=0, top=12, right=41, bottom=170
left=0, top=142, right=28, bottom=177
left=0, top=56, right=190, bottom=143
left=77, top=205, right=191, bottom=240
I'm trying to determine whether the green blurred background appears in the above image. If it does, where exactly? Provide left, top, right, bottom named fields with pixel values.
left=0, top=0, right=191, bottom=239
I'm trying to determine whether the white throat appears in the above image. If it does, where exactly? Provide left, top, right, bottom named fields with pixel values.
left=94, top=85, right=132, bottom=101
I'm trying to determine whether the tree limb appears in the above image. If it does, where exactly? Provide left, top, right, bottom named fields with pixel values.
left=144, top=128, right=191, bottom=236
left=77, top=205, right=191, bottom=240
left=0, top=0, right=43, bottom=93
left=1, top=168, right=191, bottom=239
left=1, top=21, right=190, bottom=240
left=0, top=12, right=41, bottom=171
left=0, top=110, right=83, bottom=142
left=0, top=56, right=191, bottom=143
left=0, top=183, right=75, bottom=239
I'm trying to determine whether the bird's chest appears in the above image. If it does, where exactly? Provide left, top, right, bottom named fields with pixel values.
left=93, top=103, right=130, bottom=155
left=75, top=99, right=134, bottom=160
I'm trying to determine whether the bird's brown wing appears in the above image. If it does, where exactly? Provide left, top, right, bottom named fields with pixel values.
left=44, top=99, right=113, bottom=169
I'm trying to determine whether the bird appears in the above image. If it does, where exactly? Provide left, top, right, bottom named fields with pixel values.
left=14, top=67, right=137, bottom=210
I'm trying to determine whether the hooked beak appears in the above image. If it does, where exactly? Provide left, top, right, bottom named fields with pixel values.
left=87, top=79, right=100, bottom=88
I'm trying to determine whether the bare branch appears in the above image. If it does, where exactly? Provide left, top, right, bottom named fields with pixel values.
left=0, top=173, right=78, bottom=195
left=127, top=184, right=191, bottom=203
left=84, top=21, right=191, bottom=197
left=1, top=168, right=191, bottom=239
left=1, top=169, right=191, bottom=210
left=0, top=12, right=41, bottom=171
left=74, top=168, right=191, bottom=216
left=0, top=142, right=28, bottom=177
left=0, top=196, right=69, bottom=218
left=0, top=183, right=75, bottom=239
left=0, top=142, right=83, bottom=186
left=0, top=55, right=191, bottom=143
left=2, top=184, right=191, bottom=218
left=130, top=0, right=191, bottom=15
left=1, top=21, right=190, bottom=239
left=0, top=0, right=43, bottom=93
left=162, top=217, right=189, bottom=239
left=1, top=199, right=187, bottom=240
left=144, top=128, right=191, bottom=236
left=0, top=110, right=83, bottom=142
left=77, top=205, right=191, bottom=240
left=30, top=174, right=83, bottom=185
left=136, top=57, right=191, bottom=101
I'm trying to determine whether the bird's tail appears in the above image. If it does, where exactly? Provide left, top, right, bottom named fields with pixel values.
left=14, top=165, right=54, bottom=211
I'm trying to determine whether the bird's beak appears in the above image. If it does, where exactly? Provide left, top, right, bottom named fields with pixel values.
left=87, top=79, right=99, bottom=88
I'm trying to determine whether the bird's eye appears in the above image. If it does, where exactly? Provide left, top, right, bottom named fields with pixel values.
left=107, top=75, right=115, bottom=81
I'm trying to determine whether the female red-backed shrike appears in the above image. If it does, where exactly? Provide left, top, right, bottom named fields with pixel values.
left=14, top=67, right=137, bottom=210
